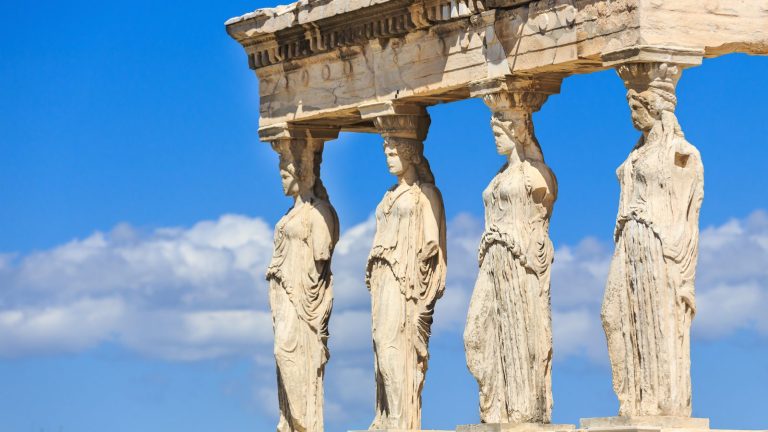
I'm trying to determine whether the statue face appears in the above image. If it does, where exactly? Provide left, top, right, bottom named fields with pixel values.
left=491, top=118, right=524, bottom=156
left=280, top=167, right=299, bottom=197
left=384, top=142, right=410, bottom=176
left=628, top=94, right=655, bottom=132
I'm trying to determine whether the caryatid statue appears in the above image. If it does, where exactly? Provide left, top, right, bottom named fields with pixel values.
left=464, top=78, right=560, bottom=425
left=601, top=62, right=704, bottom=417
left=263, top=125, right=341, bottom=432
left=361, top=103, right=447, bottom=430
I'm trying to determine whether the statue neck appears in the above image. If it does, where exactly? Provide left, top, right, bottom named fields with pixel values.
left=506, top=144, right=524, bottom=166
left=294, top=190, right=315, bottom=207
left=399, top=164, right=418, bottom=186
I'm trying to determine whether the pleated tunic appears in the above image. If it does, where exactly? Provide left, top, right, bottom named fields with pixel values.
left=602, top=126, right=703, bottom=417
left=464, top=160, right=557, bottom=424
left=267, top=199, right=338, bottom=432
left=366, top=182, right=447, bottom=430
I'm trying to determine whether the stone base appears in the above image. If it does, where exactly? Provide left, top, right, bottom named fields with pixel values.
left=457, top=423, right=576, bottom=432
left=349, top=430, right=455, bottom=432
left=580, top=416, right=710, bottom=431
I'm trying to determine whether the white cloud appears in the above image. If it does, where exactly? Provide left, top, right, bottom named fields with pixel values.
left=331, top=216, right=376, bottom=308
left=694, top=210, right=768, bottom=338
left=0, top=214, right=274, bottom=360
left=695, top=283, right=765, bottom=339
left=3, top=211, right=767, bottom=360
left=0, top=297, right=125, bottom=356
left=552, top=308, right=606, bottom=363
left=120, top=309, right=274, bottom=361
left=329, top=310, right=372, bottom=352
left=546, top=210, right=768, bottom=354
left=0, top=209, right=766, bottom=426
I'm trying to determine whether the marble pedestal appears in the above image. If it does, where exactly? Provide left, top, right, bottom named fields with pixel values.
left=457, top=423, right=576, bottom=432
left=580, top=416, right=710, bottom=432
left=349, top=429, right=455, bottom=432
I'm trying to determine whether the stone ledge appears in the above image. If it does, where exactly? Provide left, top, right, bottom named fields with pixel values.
left=580, top=417, right=710, bottom=430
left=349, top=429, right=455, bottom=432
left=457, top=423, right=576, bottom=432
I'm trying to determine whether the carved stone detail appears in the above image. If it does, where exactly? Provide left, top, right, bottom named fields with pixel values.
left=221, top=0, right=768, bottom=428
left=470, top=75, right=563, bottom=114
left=464, top=78, right=560, bottom=425
left=364, top=105, right=447, bottom=430
left=601, top=62, right=704, bottom=418
left=263, top=125, right=341, bottom=432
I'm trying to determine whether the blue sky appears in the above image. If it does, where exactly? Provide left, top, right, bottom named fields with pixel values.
left=1, top=1, right=767, bottom=432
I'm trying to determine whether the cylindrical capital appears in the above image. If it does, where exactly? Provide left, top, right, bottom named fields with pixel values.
left=359, top=102, right=431, bottom=141
left=470, top=74, right=563, bottom=116
left=616, top=62, right=682, bottom=93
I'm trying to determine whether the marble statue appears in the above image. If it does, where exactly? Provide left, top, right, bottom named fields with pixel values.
left=226, top=0, right=768, bottom=428
left=601, top=62, right=704, bottom=418
left=464, top=106, right=558, bottom=424
left=366, top=124, right=447, bottom=430
left=266, top=138, right=340, bottom=432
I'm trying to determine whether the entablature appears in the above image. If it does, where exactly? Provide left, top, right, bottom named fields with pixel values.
left=226, top=0, right=768, bottom=130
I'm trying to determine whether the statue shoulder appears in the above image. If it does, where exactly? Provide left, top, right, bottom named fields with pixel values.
left=673, top=137, right=703, bottom=171
left=309, top=199, right=338, bottom=227
left=418, top=182, right=443, bottom=199
left=418, top=183, right=445, bottom=208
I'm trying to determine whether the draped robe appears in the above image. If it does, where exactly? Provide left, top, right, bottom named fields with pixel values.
left=366, top=182, right=447, bottom=430
left=602, top=118, right=704, bottom=417
left=464, top=160, right=557, bottom=424
left=267, top=198, right=339, bottom=432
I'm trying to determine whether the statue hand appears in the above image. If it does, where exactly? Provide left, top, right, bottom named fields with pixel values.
left=418, top=241, right=439, bottom=262
left=679, top=291, right=696, bottom=318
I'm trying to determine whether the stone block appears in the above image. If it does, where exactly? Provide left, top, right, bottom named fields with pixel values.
left=580, top=416, right=710, bottom=431
left=457, top=423, right=576, bottom=432
left=349, top=430, right=455, bottom=432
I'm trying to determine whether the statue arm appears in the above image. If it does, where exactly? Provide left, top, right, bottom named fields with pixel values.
left=662, top=141, right=704, bottom=316
left=419, top=186, right=443, bottom=261
left=525, top=162, right=555, bottom=207
left=310, top=205, right=336, bottom=263
left=415, top=185, right=447, bottom=302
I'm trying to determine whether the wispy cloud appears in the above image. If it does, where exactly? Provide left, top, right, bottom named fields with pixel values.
left=2, top=211, right=767, bottom=357
left=0, top=214, right=274, bottom=360
left=1, top=210, right=766, bottom=425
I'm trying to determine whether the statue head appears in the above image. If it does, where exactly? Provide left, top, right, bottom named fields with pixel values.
left=620, top=62, right=680, bottom=133
left=382, top=137, right=435, bottom=184
left=384, top=137, right=421, bottom=176
left=490, top=110, right=544, bottom=162
left=273, top=139, right=329, bottom=200
left=626, top=86, right=677, bottom=132
left=491, top=111, right=530, bottom=156
left=278, top=159, right=301, bottom=197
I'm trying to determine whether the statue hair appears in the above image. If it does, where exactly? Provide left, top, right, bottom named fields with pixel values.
left=311, top=142, right=330, bottom=201
left=491, top=112, right=545, bottom=163
left=385, top=137, right=436, bottom=184
left=627, top=87, right=683, bottom=139
left=277, top=139, right=331, bottom=201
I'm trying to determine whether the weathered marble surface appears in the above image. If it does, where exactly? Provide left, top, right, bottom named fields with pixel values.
left=265, top=128, right=340, bottom=432
left=226, top=0, right=768, bottom=127
left=225, top=0, right=768, bottom=429
left=458, top=422, right=575, bottom=432
left=580, top=416, right=710, bottom=430
left=364, top=105, right=447, bottom=430
left=601, top=62, right=704, bottom=418
left=464, top=78, right=558, bottom=425
left=577, top=416, right=768, bottom=432
left=350, top=429, right=455, bottom=432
